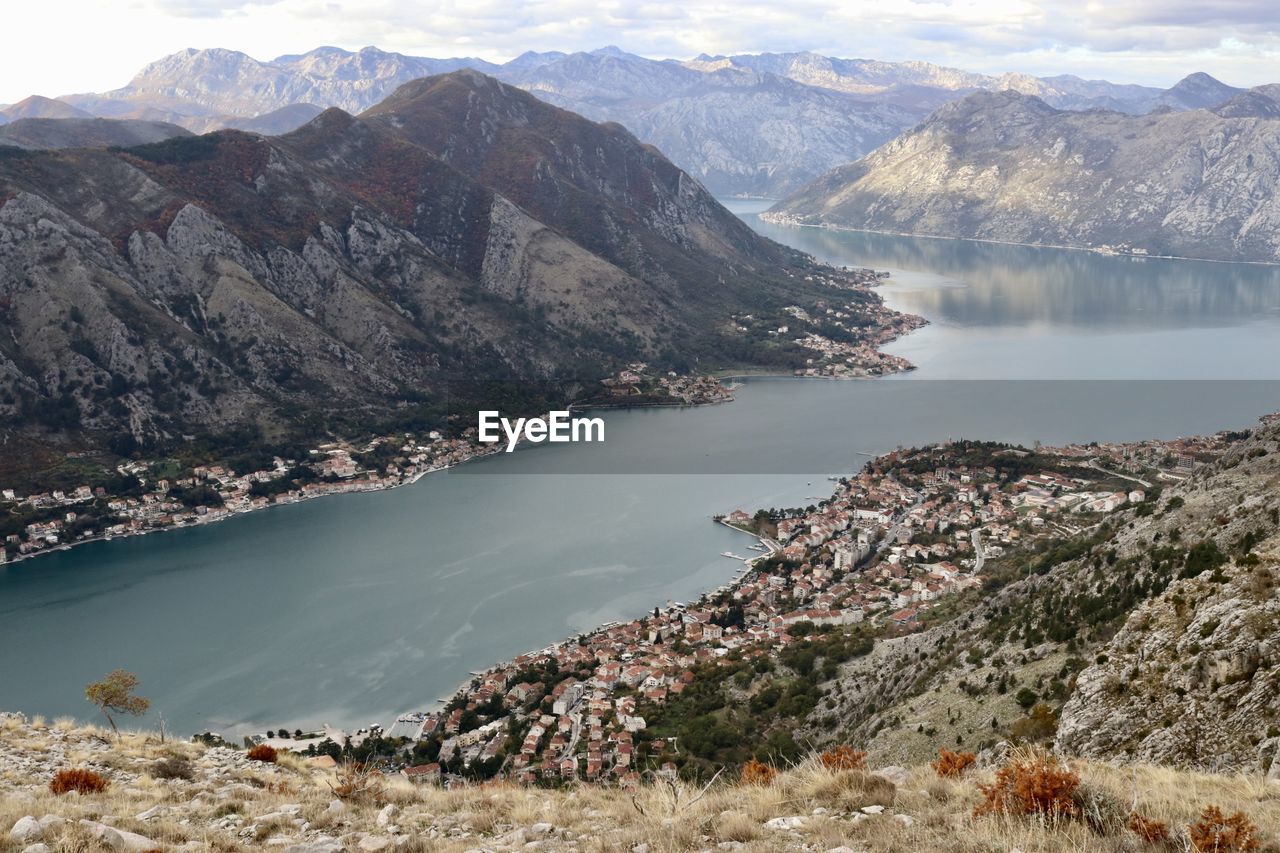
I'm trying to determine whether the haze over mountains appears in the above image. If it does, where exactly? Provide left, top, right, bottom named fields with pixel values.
left=0, top=46, right=1247, bottom=196
left=0, top=71, right=822, bottom=453
left=770, top=85, right=1280, bottom=262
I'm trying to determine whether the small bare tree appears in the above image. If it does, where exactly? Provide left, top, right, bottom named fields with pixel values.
left=85, top=669, right=150, bottom=738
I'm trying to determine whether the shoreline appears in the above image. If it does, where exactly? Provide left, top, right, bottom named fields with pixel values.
left=419, top=517, right=781, bottom=725
left=5, top=263, right=918, bottom=572
left=758, top=213, right=1280, bottom=268
left=0, top=453, right=492, bottom=571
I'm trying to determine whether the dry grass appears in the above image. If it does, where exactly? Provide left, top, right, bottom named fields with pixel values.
left=0, top=715, right=1278, bottom=852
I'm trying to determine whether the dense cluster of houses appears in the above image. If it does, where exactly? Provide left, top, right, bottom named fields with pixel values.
left=780, top=295, right=925, bottom=378
left=600, top=363, right=735, bottom=405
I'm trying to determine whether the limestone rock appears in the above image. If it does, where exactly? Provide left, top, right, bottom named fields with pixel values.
left=9, top=816, right=42, bottom=844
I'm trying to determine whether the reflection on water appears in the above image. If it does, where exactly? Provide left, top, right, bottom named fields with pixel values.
left=794, top=230, right=1280, bottom=328
left=722, top=201, right=1280, bottom=379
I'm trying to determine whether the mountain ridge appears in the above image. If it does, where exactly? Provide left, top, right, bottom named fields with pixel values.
left=32, top=47, right=1256, bottom=197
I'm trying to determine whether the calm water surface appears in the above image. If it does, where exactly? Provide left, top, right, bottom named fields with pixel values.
left=3, top=206, right=1279, bottom=735
left=725, top=199, right=1280, bottom=379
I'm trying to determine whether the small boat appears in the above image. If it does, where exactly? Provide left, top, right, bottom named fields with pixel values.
left=721, top=551, right=735, bottom=558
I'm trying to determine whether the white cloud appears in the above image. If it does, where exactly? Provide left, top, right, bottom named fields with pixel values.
left=2, top=0, right=1279, bottom=105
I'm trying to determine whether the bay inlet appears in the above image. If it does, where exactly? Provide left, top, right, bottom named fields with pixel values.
left=2, top=204, right=1280, bottom=736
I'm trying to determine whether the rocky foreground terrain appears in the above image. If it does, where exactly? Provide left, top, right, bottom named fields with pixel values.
left=1, top=713, right=1277, bottom=852
left=770, top=86, right=1280, bottom=262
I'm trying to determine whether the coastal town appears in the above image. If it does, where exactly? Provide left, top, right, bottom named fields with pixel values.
left=730, top=266, right=927, bottom=380
left=368, top=426, right=1244, bottom=787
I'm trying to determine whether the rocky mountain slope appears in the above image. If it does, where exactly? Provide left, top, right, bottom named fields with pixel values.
left=1, top=712, right=1275, bottom=852
left=769, top=88, right=1280, bottom=262
left=796, top=417, right=1280, bottom=775
left=0, top=117, right=190, bottom=150
left=497, top=51, right=919, bottom=196
left=61, top=47, right=497, bottom=119
left=0, top=71, right=825, bottom=464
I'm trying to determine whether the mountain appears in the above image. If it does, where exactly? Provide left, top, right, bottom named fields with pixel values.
left=1212, top=86, right=1280, bottom=119
left=351, top=70, right=800, bottom=279
left=0, top=95, right=93, bottom=122
left=687, top=51, right=993, bottom=96
left=687, top=52, right=1169, bottom=114
left=502, top=49, right=570, bottom=71
left=68, top=44, right=920, bottom=195
left=0, top=71, right=826, bottom=459
left=219, top=103, right=325, bottom=135
left=1159, top=71, right=1243, bottom=110
left=0, top=117, right=190, bottom=151
left=62, top=46, right=499, bottom=118
left=497, top=49, right=921, bottom=195
left=769, top=89, right=1280, bottom=262
left=35, top=47, right=1264, bottom=197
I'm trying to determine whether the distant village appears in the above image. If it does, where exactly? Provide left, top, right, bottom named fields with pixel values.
left=781, top=301, right=925, bottom=378
left=0, top=432, right=503, bottom=565
left=378, top=427, right=1240, bottom=787
left=730, top=264, right=928, bottom=379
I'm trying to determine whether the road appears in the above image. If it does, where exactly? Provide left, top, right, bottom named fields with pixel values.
left=1088, top=459, right=1152, bottom=488
left=971, top=528, right=986, bottom=573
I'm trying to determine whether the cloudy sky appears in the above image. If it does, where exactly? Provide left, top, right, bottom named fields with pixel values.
left=4, top=0, right=1279, bottom=104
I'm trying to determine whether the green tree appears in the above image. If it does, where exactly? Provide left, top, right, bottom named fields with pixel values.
left=85, top=669, right=150, bottom=737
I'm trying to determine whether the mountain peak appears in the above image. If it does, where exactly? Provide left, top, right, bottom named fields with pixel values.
left=1176, top=71, right=1225, bottom=86
left=0, top=95, right=93, bottom=121
left=937, top=87, right=1059, bottom=121
left=1162, top=71, right=1241, bottom=110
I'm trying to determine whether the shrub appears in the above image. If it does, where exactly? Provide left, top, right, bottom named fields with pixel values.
left=50, top=768, right=109, bottom=795
left=1073, top=783, right=1129, bottom=835
left=973, top=752, right=1080, bottom=821
left=1010, top=703, right=1060, bottom=743
left=246, top=744, right=278, bottom=763
left=329, top=761, right=385, bottom=803
left=932, top=748, right=976, bottom=778
left=1187, top=805, right=1260, bottom=852
left=150, top=756, right=195, bottom=780
left=740, top=758, right=778, bottom=785
left=819, top=745, right=867, bottom=771
left=1128, top=811, right=1170, bottom=843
